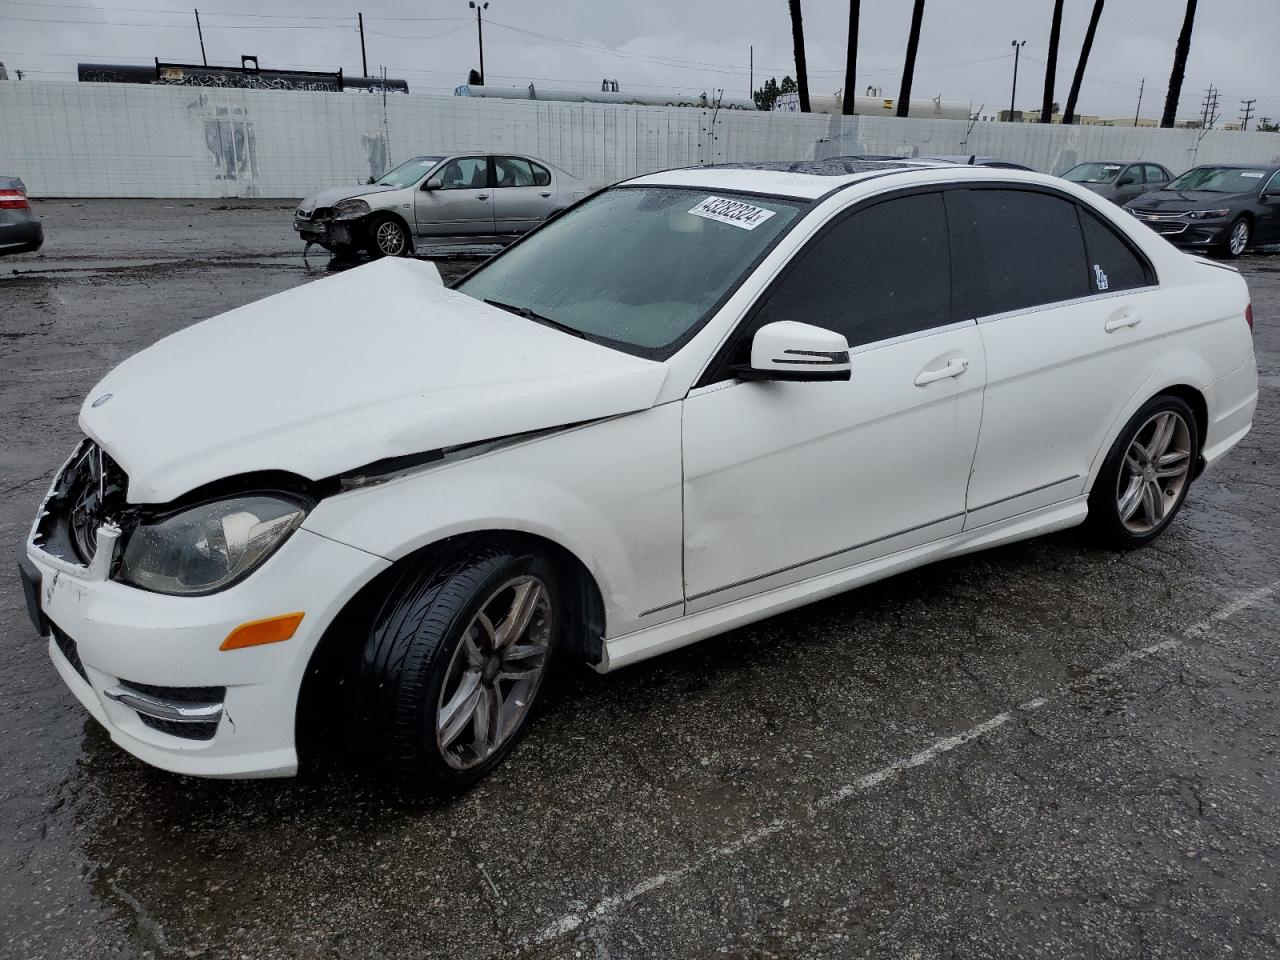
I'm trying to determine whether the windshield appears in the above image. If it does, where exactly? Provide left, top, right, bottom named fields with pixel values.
left=1166, top=166, right=1270, bottom=193
left=1064, top=162, right=1124, bottom=184
left=456, top=187, right=804, bottom=359
left=376, top=156, right=444, bottom=188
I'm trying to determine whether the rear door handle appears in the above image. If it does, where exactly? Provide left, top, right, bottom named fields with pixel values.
left=475, top=193, right=490, bottom=201
left=914, top=358, right=969, bottom=386
left=539, top=191, right=552, bottom=198
left=1105, top=308, right=1142, bottom=332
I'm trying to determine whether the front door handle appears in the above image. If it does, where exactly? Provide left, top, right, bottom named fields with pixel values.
left=539, top=191, right=552, bottom=198
left=475, top=193, right=490, bottom=201
left=1105, top=308, right=1142, bottom=332
left=914, top=358, right=969, bottom=386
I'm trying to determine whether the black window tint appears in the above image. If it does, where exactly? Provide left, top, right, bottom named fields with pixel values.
left=753, top=192, right=951, bottom=348
left=1079, top=208, right=1151, bottom=292
left=952, top=189, right=1089, bottom=317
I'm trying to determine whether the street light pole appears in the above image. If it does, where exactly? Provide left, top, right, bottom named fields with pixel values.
left=1009, top=40, right=1026, bottom=119
left=469, top=1, right=488, bottom=86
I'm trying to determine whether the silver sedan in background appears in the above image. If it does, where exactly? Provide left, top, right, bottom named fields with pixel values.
left=0, top=176, right=43, bottom=256
left=293, top=154, right=590, bottom=258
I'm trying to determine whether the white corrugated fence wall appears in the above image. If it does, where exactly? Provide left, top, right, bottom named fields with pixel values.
left=2, top=80, right=1279, bottom=198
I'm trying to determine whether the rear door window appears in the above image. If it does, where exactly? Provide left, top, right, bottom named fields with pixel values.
left=750, top=191, right=952, bottom=349
left=1079, top=208, right=1154, bottom=293
left=948, top=188, right=1090, bottom=318
left=1143, top=164, right=1168, bottom=184
left=494, top=157, right=536, bottom=188
left=530, top=161, right=552, bottom=187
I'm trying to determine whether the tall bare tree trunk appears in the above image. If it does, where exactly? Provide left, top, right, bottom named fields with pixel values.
left=788, top=0, right=811, bottom=112
left=1062, top=0, right=1105, bottom=124
left=1040, top=0, right=1065, bottom=123
left=842, top=0, right=860, bottom=115
left=896, top=0, right=926, bottom=117
left=1161, top=0, right=1198, bottom=127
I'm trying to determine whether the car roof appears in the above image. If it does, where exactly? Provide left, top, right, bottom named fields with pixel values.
left=627, top=158, right=1069, bottom=200
left=628, top=158, right=952, bottom=200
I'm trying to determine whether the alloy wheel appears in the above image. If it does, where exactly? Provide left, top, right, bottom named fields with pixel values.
left=1115, top=410, right=1192, bottom=535
left=435, top=576, right=553, bottom=770
left=376, top=220, right=406, bottom=256
left=1229, top=220, right=1249, bottom=256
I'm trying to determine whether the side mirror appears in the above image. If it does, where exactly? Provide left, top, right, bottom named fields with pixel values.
left=423, top=177, right=443, bottom=191
left=735, top=321, right=851, bottom=382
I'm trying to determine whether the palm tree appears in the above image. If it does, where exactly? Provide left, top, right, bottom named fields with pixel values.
left=1039, top=0, right=1065, bottom=123
left=896, top=0, right=927, bottom=117
left=1161, top=0, right=1198, bottom=127
left=787, top=0, right=811, bottom=112
left=842, top=0, right=860, bottom=115
left=1062, top=0, right=1106, bottom=124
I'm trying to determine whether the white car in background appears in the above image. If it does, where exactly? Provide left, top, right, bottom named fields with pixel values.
left=293, top=153, right=589, bottom=257
left=21, top=159, right=1257, bottom=794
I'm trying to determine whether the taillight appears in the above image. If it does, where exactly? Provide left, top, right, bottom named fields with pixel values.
left=0, top=188, right=29, bottom=210
left=1245, top=303, right=1254, bottom=333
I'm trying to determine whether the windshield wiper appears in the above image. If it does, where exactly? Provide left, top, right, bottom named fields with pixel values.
left=483, top=299, right=586, bottom=339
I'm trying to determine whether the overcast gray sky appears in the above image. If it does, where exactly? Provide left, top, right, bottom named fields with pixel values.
left=2, top=0, right=1277, bottom=124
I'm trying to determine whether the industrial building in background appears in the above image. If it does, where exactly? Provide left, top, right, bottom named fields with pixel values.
left=77, top=58, right=408, bottom=94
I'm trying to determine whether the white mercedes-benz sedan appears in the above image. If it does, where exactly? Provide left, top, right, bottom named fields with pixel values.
left=20, top=159, right=1258, bottom=793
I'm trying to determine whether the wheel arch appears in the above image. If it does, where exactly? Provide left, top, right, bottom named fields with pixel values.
left=1086, top=378, right=1210, bottom=493
left=365, top=210, right=415, bottom=253
left=294, top=529, right=605, bottom=763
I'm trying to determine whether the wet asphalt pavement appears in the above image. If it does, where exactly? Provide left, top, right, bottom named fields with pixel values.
left=1, top=199, right=1279, bottom=960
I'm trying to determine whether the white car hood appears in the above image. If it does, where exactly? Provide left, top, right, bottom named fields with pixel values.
left=79, top=258, right=667, bottom=504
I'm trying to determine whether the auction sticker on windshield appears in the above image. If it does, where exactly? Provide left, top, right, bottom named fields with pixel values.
left=688, top=196, right=777, bottom=230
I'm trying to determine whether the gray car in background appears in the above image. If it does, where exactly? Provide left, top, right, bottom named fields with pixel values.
left=293, top=153, right=589, bottom=258
left=1061, top=161, right=1173, bottom=205
left=0, top=177, right=43, bottom=255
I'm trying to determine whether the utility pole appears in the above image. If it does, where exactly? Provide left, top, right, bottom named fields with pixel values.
left=1008, top=40, right=1026, bottom=119
left=1200, top=85, right=1219, bottom=130
left=468, top=1, right=488, bottom=85
left=1161, top=0, right=1197, bottom=127
left=1239, top=98, right=1255, bottom=131
left=358, top=12, right=368, bottom=77
left=1133, top=77, right=1144, bottom=126
left=194, top=8, right=207, bottom=66
left=749, top=45, right=753, bottom=102
left=471, top=1, right=488, bottom=85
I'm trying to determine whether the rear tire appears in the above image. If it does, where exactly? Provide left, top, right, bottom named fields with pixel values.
left=351, top=543, right=563, bottom=794
left=1088, top=395, right=1199, bottom=550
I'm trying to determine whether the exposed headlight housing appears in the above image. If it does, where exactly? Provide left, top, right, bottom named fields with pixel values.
left=119, top=495, right=307, bottom=595
left=332, top=198, right=372, bottom=220
left=1185, top=208, right=1230, bottom=220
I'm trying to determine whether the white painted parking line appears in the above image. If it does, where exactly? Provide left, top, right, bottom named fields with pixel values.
left=529, top=580, right=1280, bottom=946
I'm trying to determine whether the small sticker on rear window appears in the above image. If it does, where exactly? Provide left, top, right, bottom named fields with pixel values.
left=688, top=196, right=777, bottom=230
left=1240, top=171, right=1264, bottom=178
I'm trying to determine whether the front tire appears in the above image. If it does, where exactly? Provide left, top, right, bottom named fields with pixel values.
left=1221, top=216, right=1250, bottom=259
left=1088, top=395, right=1199, bottom=549
left=352, top=544, right=562, bottom=794
left=366, top=214, right=410, bottom=258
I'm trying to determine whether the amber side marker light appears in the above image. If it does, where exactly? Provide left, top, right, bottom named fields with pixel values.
left=220, top=612, right=305, bottom=651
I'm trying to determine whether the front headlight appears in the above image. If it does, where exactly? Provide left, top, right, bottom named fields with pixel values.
left=332, top=198, right=371, bottom=220
left=119, top=495, right=307, bottom=595
left=1186, top=208, right=1230, bottom=220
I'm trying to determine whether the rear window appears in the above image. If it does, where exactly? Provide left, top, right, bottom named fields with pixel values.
left=950, top=189, right=1090, bottom=318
